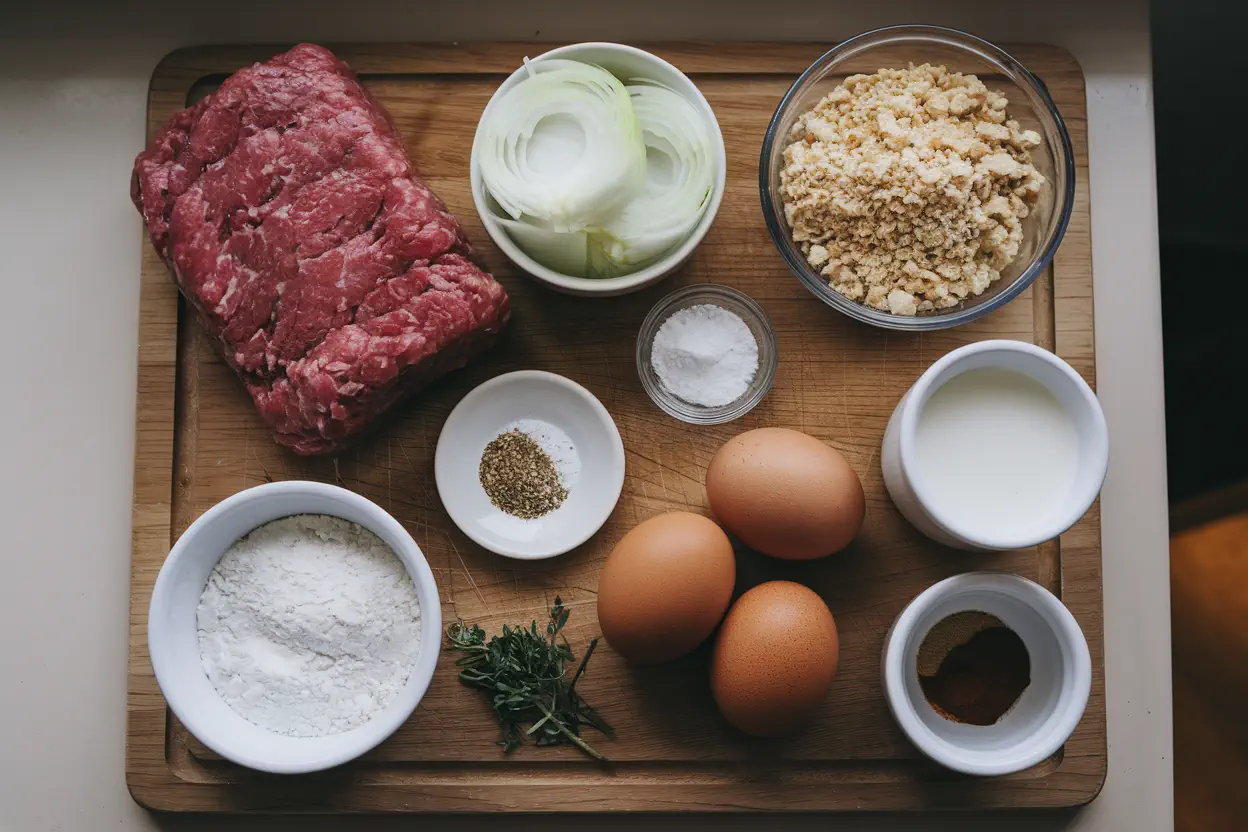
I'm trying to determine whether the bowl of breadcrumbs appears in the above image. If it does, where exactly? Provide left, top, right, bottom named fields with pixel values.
left=760, top=25, right=1074, bottom=329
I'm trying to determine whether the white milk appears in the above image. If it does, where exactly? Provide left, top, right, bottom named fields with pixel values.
left=913, top=368, right=1079, bottom=540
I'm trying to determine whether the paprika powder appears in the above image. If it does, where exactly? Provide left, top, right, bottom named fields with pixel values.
left=917, top=611, right=1031, bottom=726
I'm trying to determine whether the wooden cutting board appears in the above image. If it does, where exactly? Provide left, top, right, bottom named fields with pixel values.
left=126, top=42, right=1104, bottom=813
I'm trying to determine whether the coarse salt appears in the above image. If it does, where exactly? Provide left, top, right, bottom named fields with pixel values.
left=506, top=418, right=581, bottom=488
left=650, top=304, right=759, bottom=407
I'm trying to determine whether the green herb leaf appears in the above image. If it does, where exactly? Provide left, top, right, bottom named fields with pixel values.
left=445, top=596, right=613, bottom=761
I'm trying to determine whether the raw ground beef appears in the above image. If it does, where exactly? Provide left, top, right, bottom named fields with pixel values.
left=132, top=43, right=510, bottom=454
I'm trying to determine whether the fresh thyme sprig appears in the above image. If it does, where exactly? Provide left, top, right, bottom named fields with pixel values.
left=445, top=596, right=613, bottom=760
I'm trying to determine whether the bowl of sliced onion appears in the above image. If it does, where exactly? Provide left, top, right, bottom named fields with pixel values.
left=470, top=42, right=727, bottom=296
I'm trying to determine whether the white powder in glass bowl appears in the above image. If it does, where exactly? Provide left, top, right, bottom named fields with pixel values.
left=650, top=304, right=759, bottom=407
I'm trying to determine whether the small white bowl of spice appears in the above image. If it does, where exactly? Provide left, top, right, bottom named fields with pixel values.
left=435, top=370, right=626, bottom=560
left=636, top=283, right=778, bottom=424
left=882, top=571, right=1091, bottom=776
left=147, top=481, right=442, bottom=774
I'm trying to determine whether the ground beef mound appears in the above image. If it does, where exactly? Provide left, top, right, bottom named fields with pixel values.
left=132, top=43, right=510, bottom=454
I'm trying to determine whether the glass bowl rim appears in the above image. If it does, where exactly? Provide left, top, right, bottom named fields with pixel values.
left=758, top=24, right=1076, bottom=331
left=635, top=283, right=779, bottom=425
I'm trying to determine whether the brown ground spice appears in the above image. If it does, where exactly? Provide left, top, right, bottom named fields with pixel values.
left=917, top=610, right=1031, bottom=726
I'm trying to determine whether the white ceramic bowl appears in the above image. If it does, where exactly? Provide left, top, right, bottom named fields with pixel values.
left=881, top=340, right=1109, bottom=551
left=147, top=481, right=442, bottom=774
left=469, top=42, right=727, bottom=297
left=435, top=370, right=626, bottom=559
left=882, top=571, right=1092, bottom=776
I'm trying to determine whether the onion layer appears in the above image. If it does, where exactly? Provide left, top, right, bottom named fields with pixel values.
left=478, top=59, right=715, bottom=278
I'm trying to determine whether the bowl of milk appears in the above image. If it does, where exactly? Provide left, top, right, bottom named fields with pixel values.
left=881, top=340, right=1108, bottom=551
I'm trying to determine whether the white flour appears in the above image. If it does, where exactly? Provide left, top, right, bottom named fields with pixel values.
left=196, top=514, right=422, bottom=738
left=650, top=304, right=759, bottom=407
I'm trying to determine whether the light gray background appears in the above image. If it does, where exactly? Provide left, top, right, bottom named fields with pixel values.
left=0, top=1, right=1171, bottom=829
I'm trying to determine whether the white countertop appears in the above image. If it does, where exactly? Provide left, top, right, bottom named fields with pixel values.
left=0, top=1, right=1172, bottom=829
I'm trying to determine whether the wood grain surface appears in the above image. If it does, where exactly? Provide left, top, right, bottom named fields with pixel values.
left=126, top=41, right=1104, bottom=813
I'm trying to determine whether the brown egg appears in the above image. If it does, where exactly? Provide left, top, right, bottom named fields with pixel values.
left=710, top=580, right=839, bottom=737
left=596, top=512, right=735, bottom=664
left=706, top=427, right=864, bottom=560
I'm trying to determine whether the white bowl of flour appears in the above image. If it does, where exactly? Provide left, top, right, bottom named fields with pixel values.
left=148, top=481, right=441, bottom=774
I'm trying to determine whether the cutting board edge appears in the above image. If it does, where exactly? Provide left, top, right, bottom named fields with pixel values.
left=125, top=40, right=1105, bottom=813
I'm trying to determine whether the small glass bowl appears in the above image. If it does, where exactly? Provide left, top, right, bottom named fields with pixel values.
left=759, top=25, right=1075, bottom=331
left=636, top=284, right=779, bottom=425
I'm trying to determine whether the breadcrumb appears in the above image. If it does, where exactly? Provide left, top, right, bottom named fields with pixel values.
left=780, top=64, right=1046, bottom=315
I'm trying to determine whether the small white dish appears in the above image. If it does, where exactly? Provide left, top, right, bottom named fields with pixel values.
left=435, top=370, right=626, bottom=559
left=147, top=481, right=442, bottom=774
left=881, top=339, right=1109, bottom=551
left=469, top=42, right=727, bottom=297
left=882, top=571, right=1092, bottom=777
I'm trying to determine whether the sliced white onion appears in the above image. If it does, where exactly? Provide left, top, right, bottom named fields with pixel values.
left=595, top=82, right=715, bottom=269
left=495, top=215, right=592, bottom=277
left=477, top=59, right=646, bottom=233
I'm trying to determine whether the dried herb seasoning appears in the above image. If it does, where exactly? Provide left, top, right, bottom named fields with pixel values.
left=479, top=429, right=568, bottom=519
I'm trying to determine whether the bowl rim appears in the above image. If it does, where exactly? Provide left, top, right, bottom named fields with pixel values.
left=758, top=24, right=1076, bottom=330
left=469, top=41, right=728, bottom=296
left=882, top=571, right=1092, bottom=776
left=634, top=283, right=779, bottom=425
left=147, top=480, right=442, bottom=774
left=433, top=369, right=626, bottom=560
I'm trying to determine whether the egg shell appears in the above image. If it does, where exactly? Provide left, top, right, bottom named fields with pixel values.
left=596, top=511, right=736, bottom=664
left=710, top=580, right=839, bottom=737
left=706, top=427, right=865, bottom=560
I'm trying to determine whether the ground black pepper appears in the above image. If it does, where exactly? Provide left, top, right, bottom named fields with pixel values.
left=479, top=429, right=568, bottom=519
left=917, top=611, right=1031, bottom=726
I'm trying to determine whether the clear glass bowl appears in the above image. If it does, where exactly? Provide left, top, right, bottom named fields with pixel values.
left=636, top=284, right=779, bottom=425
left=759, top=25, right=1075, bottom=331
